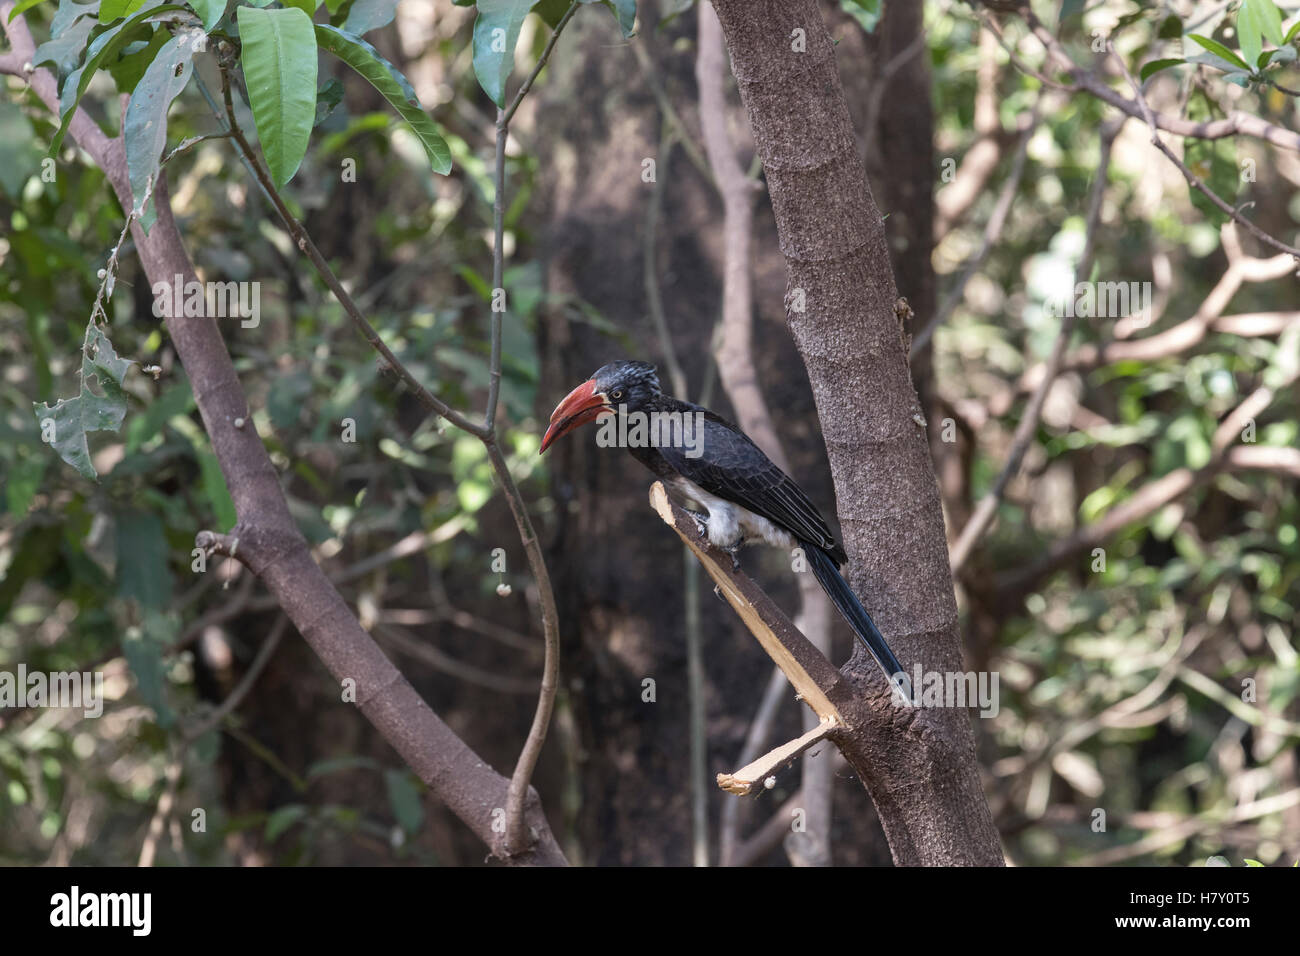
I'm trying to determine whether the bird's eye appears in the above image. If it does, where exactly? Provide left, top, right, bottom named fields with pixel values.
left=610, top=389, right=624, bottom=401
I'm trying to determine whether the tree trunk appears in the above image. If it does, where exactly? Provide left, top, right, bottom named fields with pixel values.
left=709, top=0, right=1004, bottom=866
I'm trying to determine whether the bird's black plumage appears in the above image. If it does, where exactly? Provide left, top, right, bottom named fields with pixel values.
left=572, top=361, right=904, bottom=681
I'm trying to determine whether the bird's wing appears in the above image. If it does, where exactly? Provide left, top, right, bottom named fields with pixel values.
left=658, top=411, right=842, bottom=558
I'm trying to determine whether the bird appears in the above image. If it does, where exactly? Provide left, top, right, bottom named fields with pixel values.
left=539, top=359, right=905, bottom=684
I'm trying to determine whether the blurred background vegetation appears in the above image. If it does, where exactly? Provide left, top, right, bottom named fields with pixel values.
left=1, top=0, right=1297, bottom=866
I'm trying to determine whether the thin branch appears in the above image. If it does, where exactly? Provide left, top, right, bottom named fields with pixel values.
left=486, top=1, right=580, bottom=432
left=183, top=615, right=289, bottom=742
left=1108, top=41, right=1300, bottom=260
left=375, top=623, right=541, bottom=694
left=213, top=73, right=488, bottom=438
left=1016, top=2, right=1300, bottom=153
left=500, top=1, right=579, bottom=129
left=644, top=121, right=688, bottom=398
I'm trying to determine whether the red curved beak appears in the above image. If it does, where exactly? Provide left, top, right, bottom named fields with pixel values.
left=539, top=379, right=610, bottom=453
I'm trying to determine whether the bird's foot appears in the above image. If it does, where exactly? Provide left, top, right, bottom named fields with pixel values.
left=689, top=513, right=709, bottom=541
left=724, top=543, right=742, bottom=572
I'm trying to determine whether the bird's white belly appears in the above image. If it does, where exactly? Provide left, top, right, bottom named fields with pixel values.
left=668, top=477, right=794, bottom=551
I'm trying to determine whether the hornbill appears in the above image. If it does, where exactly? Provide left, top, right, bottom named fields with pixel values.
left=539, top=360, right=905, bottom=683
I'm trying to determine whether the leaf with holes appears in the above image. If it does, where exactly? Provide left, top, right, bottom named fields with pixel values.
left=124, top=28, right=204, bottom=234
left=33, top=322, right=134, bottom=481
left=49, top=4, right=191, bottom=156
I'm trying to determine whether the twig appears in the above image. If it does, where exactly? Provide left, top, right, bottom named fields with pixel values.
left=375, top=623, right=540, bottom=694
left=1108, top=41, right=1300, bottom=260
left=214, top=71, right=488, bottom=438
left=644, top=121, right=688, bottom=398
left=1016, top=3, right=1300, bottom=153
left=720, top=666, right=790, bottom=865
left=182, top=615, right=289, bottom=742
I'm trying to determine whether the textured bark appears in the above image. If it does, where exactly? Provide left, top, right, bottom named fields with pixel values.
left=710, top=0, right=1003, bottom=865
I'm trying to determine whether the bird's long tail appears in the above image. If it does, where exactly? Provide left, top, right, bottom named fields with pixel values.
left=804, top=543, right=905, bottom=682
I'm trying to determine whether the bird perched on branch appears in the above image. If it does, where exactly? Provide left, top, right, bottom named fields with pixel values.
left=539, top=360, right=905, bottom=684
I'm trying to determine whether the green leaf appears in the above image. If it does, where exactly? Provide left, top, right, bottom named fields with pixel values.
left=8, top=0, right=54, bottom=22
left=471, top=0, right=538, bottom=108
left=1187, top=33, right=1251, bottom=70
left=239, top=5, right=319, bottom=188
left=384, top=768, right=424, bottom=834
left=123, top=613, right=176, bottom=728
left=187, top=0, right=226, bottom=30
left=1244, top=858, right=1264, bottom=866
left=1286, top=19, right=1300, bottom=44
left=48, top=4, right=191, bottom=157
left=101, top=0, right=149, bottom=18
left=341, top=0, right=397, bottom=35
left=313, top=76, right=344, bottom=125
left=51, top=0, right=100, bottom=36
left=1140, top=58, right=1185, bottom=81
left=124, top=28, right=203, bottom=234
left=115, top=510, right=172, bottom=608
left=1242, top=0, right=1285, bottom=48
left=314, top=24, right=451, bottom=174
left=0, top=101, right=45, bottom=199
left=106, top=25, right=169, bottom=95
left=30, top=11, right=98, bottom=83
left=33, top=322, right=134, bottom=481
left=282, top=0, right=318, bottom=15
left=1186, top=51, right=1250, bottom=75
